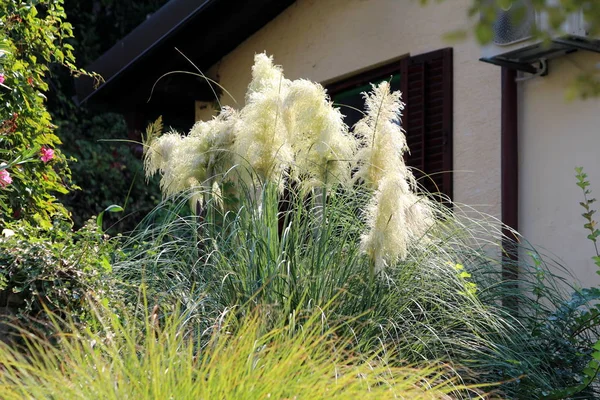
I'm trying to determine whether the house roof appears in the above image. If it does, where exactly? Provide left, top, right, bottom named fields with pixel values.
left=75, top=0, right=295, bottom=108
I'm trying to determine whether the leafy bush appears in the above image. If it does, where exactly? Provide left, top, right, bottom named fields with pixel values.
left=0, top=305, right=474, bottom=399
left=0, top=218, right=118, bottom=336
left=533, top=167, right=600, bottom=399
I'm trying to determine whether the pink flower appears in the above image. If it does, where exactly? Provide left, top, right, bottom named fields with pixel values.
left=40, top=147, right=54, bottom=163
left=0, top=169, right=12, bottom=188
left=0, top=73, right=5, bottom=85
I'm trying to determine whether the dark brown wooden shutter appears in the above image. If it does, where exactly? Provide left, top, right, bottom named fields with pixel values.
left=400, top=48, right=453, bottom=201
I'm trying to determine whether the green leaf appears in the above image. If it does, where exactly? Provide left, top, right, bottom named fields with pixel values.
left=583, top=366, right=597, bottom=377
left=475, top=23, right=494, bottom=44
left=497, top=0, right=513, bottom=10
left=96, top=204, right=124, bottom=231
left=104, top=205, right=124, bottom=213
left=100, top=257, right=112, bottom=273
left=442, top=29, right=468, bottom=43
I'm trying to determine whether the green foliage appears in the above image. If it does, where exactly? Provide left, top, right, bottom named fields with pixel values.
left=96, top=203, right=124, bottom=231
left=516, top=260, right=600, bottom=399
left=0, top=0, right=90, bottom=228
left=422, top=0, right=600, bottom=45
left=0, top=218, right=118, bottom=332
left=575, top=167, right=600, bottom=252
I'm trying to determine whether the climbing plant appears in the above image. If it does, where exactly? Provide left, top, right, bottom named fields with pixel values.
left=0, top=0, right=95, bottom=228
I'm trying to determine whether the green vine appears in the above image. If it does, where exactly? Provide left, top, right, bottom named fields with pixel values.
left=0, top=0, right=97, bottom=228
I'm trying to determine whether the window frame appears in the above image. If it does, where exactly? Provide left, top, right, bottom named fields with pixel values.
left=325, top=48, right=454, bottom=201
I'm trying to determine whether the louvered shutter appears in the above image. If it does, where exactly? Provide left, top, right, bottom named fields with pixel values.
left=400, top=48, right=453, bottom=201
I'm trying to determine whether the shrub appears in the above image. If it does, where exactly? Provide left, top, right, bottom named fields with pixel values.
left=121, top=181, right=594, bottom=398
left=121, top=54, right=600, bottom=398
left=0, top=218, right=118, bottom=338
left=534, top=167, right=600, bottom=399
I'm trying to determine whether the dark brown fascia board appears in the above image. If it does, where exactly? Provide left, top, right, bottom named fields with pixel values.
left=76, top=0, right=220, bottom=105
left=76, top=0, right=297, bottom=106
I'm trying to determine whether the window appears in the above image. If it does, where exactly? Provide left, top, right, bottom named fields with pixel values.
left=326, top=48, right=453, bottom=201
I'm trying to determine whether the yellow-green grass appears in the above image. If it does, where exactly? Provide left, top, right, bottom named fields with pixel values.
left=0, top=306, right=479, bottom=399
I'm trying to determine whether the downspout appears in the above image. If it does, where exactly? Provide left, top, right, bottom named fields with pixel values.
left=501, top=67, right=519, bottom=309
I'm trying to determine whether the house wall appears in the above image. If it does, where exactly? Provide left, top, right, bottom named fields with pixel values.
left=207, top=0, right=502, bottom=219
left=519, top=51, right=600, bottom=287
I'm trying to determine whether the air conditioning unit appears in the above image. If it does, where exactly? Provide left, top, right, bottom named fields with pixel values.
left=480, top=0, right=600, bottom=74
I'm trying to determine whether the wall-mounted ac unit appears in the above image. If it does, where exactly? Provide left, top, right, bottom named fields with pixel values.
left=480, top=0, right=600, bottom=74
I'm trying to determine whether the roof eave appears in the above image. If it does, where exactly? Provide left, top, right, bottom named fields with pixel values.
left=75, top=0, right=295, bottom=106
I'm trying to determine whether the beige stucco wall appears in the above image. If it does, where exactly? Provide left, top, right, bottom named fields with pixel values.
left=519, top=51, right=600, bottom=287
left=207, top=0, right=502, bottom=218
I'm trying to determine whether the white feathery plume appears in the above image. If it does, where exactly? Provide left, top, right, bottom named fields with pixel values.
left=142, top=56, right=436, bottom=274
left=233, top=53, right=293, bottom=193
left=284, top=79, right=357, bottom=190
left=144, top=108, right=239, bottom=206
left=354, top=81, right=412, bottom=190
left=246, top=53, right=286, bottom=101
left=355, top=81, right=434, bottom=273
left=361, top=176, right=434, bottom=272
left=189, top=106, right=238, bottom=179
left=144, top=132, right=182, bottom=179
